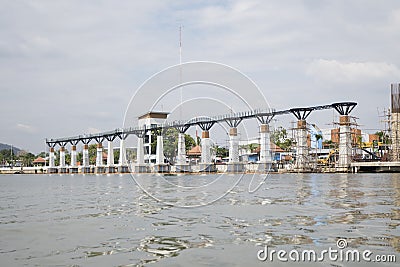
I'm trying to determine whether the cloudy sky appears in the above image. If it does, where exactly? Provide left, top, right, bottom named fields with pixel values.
left=1, top=0, right=399, bottom=153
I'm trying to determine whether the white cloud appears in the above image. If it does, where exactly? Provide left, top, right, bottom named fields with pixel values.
left=306, top=59, right=400, bottom=84
left=1, top=0, right=400, bottom=152
left=16, top=123, right=36, bottom=133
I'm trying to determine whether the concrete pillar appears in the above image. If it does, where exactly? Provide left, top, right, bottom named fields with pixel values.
left=48, top=147, right=57, bottom=173
left=176, top=133, right=186, bottom=165
left=175, top=132, right=190, bottom=172
left=118, top=139, right=127, bottom=165
left=201, top=131, right=211, bottom=164
left=49, top=147, right=55, bottom=168
left=83, top=144, right=89, bottom=167
left=106, top=140, right=115, bottom=173
left=134, top=136, right=148, bottom=173
left=96, top=143, right=103, bottom=166
left=155, top=134, right=169, bottom=173
left=70, top=145, right=78, bottom=173
left=136, top=137, right=144, bottom=165
left=229, top=128, right=239, bottom=163
left=59, top=146, right=66, bottom=168
left=82, top=144, right=90, bottom=173
left=107, top=141, right=114, bottom=166
left=258, top=124, right=272, bottom=172
left=71, top=145, right=77, bottom=167
left=391, top=83, right=400, bottom=161
left=227, top=127, right=244, bottom=173
left=259, top=124, right=272, bottom=163
left=338, top=115, right=352, bottom=169
left=155, top=135, right=164, bottom=164
left=392, top=112, right=400, bottom=161
left=295, top=120, right=308, bottom=171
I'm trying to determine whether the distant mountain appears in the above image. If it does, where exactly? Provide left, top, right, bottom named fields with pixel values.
left=0, top=143, right=22, bottom=154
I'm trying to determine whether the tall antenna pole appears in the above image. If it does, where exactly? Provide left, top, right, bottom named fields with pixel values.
left=179, top=25, right=183, bottom=119
left=179, top=25, right=182, bottom=65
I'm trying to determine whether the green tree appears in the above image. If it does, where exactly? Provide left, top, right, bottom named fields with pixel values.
left=77, top=151, right=83, bottom=165
left=213, top=145, right=229, bottom=158
left=196, top=136, right=201, bottom=146
left=36, top=151, right=47, bottom=158
left=88, top=144, right=97, bottom=164
left=20, top=152, right=35, bottom=167
left=375, top=131, right=390, bottom=144
left=185, top=134, right=196, bottom=151
left=113, top=149, right=120, bottom=164
left=271, top=127, right=293, bottom=151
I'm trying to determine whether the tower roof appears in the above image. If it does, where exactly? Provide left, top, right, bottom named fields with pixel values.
left=138, top=111, right=169, bottom=120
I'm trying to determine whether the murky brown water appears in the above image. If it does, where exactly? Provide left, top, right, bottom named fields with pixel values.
left=0, top=173, right=398, bottom=266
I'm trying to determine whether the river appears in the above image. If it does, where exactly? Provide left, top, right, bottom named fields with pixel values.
left=0, top=173, right=399, bottom=266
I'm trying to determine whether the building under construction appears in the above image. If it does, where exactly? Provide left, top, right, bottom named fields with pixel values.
left=351, top=83, right=400, bottom=172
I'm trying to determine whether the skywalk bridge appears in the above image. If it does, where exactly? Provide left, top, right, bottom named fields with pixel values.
left=45, top=102, right=356, bottom=174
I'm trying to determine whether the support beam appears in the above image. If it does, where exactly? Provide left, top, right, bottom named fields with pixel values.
left=70, top=145, right=78, bottom=173
left=96, top=143, right=105, bottom=173
left=332, top=102, right=357, bottom=171
left=337, top=115, right=352, bottom=171
left=229, top=128, right=239, bottom=162
left=70, top=145, right=77, bottom=167
left=59, top=146, right=67, bottom=173
left=391, top=84, right=400, bottom=161
left=258, top=124, right=272, bottom=172
left=175, top=132, right=191, bottom=172
left=49, top=147, right=55, bottom=167
left=295, top=120, right=309, bottom=171
left=227, top=127, right=244, bottom=173
left=107, top=140, right=115, bottom=173
left=201, top=131, right=211, bottom=164
left=155, top=134, right=170, bottom=173
left=118, top=138, right=129, bottom=173
left=134, top=134, right=148, bottom=173
left=136, top=137, right=144, bottom=165
left=48, top=147, right=57, bottom=173
left=200, top=131, right=216, bottom=172
left=82, top=144, right=91, bottom=173
left=176, top=133, right=186, bottom=165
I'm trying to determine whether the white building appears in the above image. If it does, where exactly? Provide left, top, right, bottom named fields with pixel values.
left=138, top=111, right=169, bottom=164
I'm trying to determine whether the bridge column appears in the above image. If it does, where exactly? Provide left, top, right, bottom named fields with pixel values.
left=106, top=140, right=116, bottom=173
left=259, top=124, right=272, bottom=171
left=117, top=136, right=129, bottom=173
left=338, top=116, right=351, bottom=168
left=332, top=102, right=357, bottom=172
left=177, top=133, right=186, bottom=163
left=82, top=144, right=91, bottom=173
left=200, top=131, right=216, bottom=172
left=227, top=127, right=244, bottom=172
left=228, top=128, right=239, bottom=162
left=70, top=145, right=78, bottom=173
left=48, top=147, right=57, bottom=173
left=95, top=143, right=105, bottom=173
left=295, top=120, right=308, bottom=171
left=175, top=125, right=191, bottom=173
left=59, top=146, right=68, bottom=173
left=198, top=121, right=217, bottom=172
left=391, top=84, right=400, bottom=161
left=256, top=114, right=274, bottom=173
left=201, top=131, right=211, bottom=163
left=134, top=130, right=149, bottom=173
left=155, top=130, right=170, bottom=173
left=290, top=108, right=313, bottom=172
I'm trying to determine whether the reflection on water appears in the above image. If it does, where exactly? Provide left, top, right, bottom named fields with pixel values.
left=0, top=173, right=399, bottom=266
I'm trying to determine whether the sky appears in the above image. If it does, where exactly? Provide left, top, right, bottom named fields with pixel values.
left=1, top=0, right=400, bottom=153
